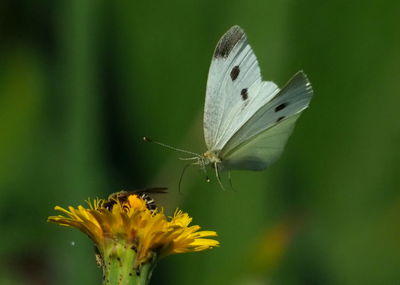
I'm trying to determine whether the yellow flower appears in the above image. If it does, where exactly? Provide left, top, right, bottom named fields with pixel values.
left=48, top=193, right=219, bottom=283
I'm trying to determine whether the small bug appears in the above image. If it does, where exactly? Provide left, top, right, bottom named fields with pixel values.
left=104, top=187, right=167, bottom=211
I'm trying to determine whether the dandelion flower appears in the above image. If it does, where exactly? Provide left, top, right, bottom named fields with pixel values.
left=48, top=192, right=219, bottom=284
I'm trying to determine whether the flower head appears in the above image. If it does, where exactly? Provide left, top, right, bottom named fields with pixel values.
left=48, top=193, right=219, bottom=270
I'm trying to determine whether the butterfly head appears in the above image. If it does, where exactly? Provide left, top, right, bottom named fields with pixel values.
left=186, top=150, right=221, bottom=172
left=143, top=137, right=223, bottom=182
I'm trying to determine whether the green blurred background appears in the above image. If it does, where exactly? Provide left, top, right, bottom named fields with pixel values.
left=1, top=0, right=400, bottom=284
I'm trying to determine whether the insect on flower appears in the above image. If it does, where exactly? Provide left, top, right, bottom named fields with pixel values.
left=48, top=192, right=219, bottom=283
left=103, top=187, right=168, bottom=211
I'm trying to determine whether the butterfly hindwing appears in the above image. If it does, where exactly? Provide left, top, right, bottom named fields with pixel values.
left=219, top=72, right=313, bottom=169
left=220, top=114, right=301, bottom=170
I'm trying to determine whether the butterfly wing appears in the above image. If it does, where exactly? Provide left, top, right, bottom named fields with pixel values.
left=219, top=72, right=313, bottom=170
left=203, top=26, right=279, bottom=152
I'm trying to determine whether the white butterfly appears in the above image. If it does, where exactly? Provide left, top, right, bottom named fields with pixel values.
left=145, top=25, right=313, bottom=187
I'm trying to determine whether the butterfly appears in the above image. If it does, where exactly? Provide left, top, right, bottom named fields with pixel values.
left=145, top=25, right=313, bottom=188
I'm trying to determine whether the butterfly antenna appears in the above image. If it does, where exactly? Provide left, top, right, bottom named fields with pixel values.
left=214, top=163, right=226, bottom=191
left=143, top=137, right=200, bottom=157
left=178, top=162, right=192, bottom=194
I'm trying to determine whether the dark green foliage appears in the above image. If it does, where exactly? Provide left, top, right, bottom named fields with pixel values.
left=1, top=0, right=400, bottom=284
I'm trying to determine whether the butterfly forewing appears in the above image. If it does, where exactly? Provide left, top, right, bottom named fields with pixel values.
left=203, top=26, right=279, bottom=152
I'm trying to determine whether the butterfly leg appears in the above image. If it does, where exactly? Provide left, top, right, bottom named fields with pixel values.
left=200, top=161, right=210, bottom=183
left=228, top=170, right=236, bottom=192
left=178, top=163, right=193, bottom=194
left=214, top=162, right=226, bottom=191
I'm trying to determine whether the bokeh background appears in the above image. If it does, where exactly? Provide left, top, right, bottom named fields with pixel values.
left=1, top=0, right=400, bottom=284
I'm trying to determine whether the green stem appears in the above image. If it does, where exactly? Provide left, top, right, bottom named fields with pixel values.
left=101, top=242, right=156, bottom=285
left=136, top=262, right=156, bottom=285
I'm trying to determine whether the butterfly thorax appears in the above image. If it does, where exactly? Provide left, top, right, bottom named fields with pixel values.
left=203, top=150, right=221, bottom=165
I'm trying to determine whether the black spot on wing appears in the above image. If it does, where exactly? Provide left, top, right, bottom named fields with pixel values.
left=230, top=66, right=240, bottom=81
left=275, top=103, right=288, bottom=112
left=240, top=88, right=248, bottom=100
left=214, top=26, right=245, bottom=58
left=276, top=116, right=285, bottom=122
